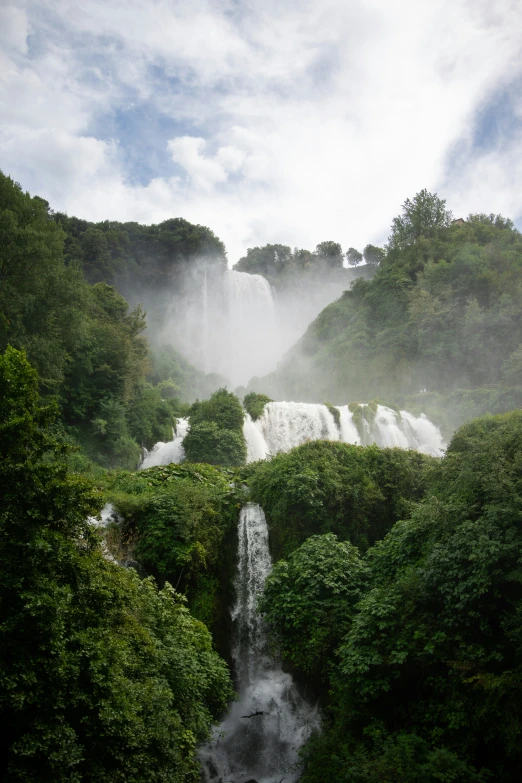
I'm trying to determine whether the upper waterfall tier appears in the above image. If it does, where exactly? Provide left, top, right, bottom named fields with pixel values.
left=223, top=270, right=278, bottom=387
left=243, top=402, right=445, bottom=461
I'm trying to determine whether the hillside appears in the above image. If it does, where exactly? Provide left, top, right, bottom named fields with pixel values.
left=255, top=192, right=522, bottom=436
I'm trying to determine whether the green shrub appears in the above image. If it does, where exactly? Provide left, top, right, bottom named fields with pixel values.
left=248, top=439, right=433, bottom=558
left=183, top=421, right=246, bottom=466
left=243, top=391, right=272, bottom=421
left=105, top=461, right=242, bottom=632
left=260, top=534, right=368, bottom=679
left=184, top=388, right=246, bottom=467
left=189, top=388, right=244, bottom=431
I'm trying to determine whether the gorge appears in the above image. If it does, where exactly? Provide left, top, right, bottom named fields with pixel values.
left=3, top=172, right=522, bottom=782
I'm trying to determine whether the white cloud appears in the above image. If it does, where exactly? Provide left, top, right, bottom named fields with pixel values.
left=1, top=0, right=522, bottom=263
left=0, top=5, right=29, bottom=55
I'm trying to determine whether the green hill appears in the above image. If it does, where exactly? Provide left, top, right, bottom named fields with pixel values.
left=255, top=191, right=522, bottom=436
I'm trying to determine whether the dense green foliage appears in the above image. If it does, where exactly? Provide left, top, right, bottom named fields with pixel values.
left=243, top=391, right=273, bottom=421
left=260, top=195, right=522, bottom=436
left=183, top=389, right=246, bottom=466
left=105, top=461, right=242, bottom=632
left=233, top=241, right=357, bottom=288
left=0, top=347, right=233, bottom=782
left=0, top=171, right=224, bottom=469
left=260, top=410, right=522, bottom=781
left=54, top=212, right=226, bottom=288
left=260, top=534, right=368, bottom=680
left=248, top=439, right=434, bottom=558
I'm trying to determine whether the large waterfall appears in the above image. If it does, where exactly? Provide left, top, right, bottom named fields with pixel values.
left=162, top=268, right=277, bottom=389
left=243, top=402, right=445, bottom=460
left=200, top=504, right=319, bottom=783
left=222, top=270, right=278, bottom=387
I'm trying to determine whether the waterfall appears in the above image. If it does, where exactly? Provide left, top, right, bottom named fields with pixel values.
left=255, top=401, right=340, bottom=455
left=202, top=265, right=210, bottom=374
left=139, top=418, right=190, bottom=469
left=223, top=270, right=278, bottom=387
left=242, top=402, right=445, bottom=462
left=200, top=503, right=319, bottom=783
left=243, top=413, right=270, bottom=462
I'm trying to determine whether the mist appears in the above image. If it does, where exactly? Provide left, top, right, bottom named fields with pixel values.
left=122, top=254, right=366, bottom=392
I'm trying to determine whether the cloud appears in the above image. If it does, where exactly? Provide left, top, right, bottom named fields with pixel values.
left=0, top=5, right=29, bottom=55
left=167, top=136, right=247, bottom=191
left=1, top=0, right=522, bottom=262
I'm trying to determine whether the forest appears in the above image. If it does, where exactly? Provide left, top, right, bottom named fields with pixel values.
left=1, top=171, right=522, bottom=782
left=256, top=192, right=522, bottom=438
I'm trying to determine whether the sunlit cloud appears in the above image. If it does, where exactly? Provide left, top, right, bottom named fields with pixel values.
left=1, top=0, right=522, bottom=262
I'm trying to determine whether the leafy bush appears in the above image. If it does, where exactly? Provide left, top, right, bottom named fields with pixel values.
left=260, top=534, right=368, bottom=679
left=243, top=391, right=272, bottom=421
left=189, top=388, right=244, bottom=431
left=183, top=388, right=246, bottom=467
left=106, top=461, right=242, bottom=632
left=248, top=439, right=434, bottom=557
left=183, top=421, right=247, bottom=466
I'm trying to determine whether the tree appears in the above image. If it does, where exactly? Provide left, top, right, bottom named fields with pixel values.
left=260, top=534, right=368, bottom=679
left=234, top=244, right=293, bottom=280
left=300, top=410, right=522, bottom=782
left=0, top=346, right=233, bottom=781
left=316, top=241, right=344, bottom=268
left=388, top=189, right=452, bottom=250
left=346, top=247, right=363, bottom=267
left=363, top=244, right=385, bottom=268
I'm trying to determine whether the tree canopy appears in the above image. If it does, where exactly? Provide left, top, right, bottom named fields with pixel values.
left=0, top=346, right=233, bottom=781
left=260, top=410, right=522, bottom=782
left=387, top=188, right=453, bottom=250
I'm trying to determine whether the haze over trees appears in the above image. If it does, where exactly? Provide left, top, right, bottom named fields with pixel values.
left=257, top=191, right=522, bottom=436
left=2, top=170, right=522, bottom=782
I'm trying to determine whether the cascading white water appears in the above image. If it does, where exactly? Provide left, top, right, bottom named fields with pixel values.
left=223, top=270, right=278, bottom=387
left=338, top=405, right=361, bottom=445
left=255, top=401, right=340, bottom=455
left=243, top=413, right=270, bottom=462
left=200, top=503, right=319, bottom=783
left=242, top=402, right=445, bottom=461
left=202, top=265, right=210, bottom=374
left=139, top=418, right=190, bottom=468
left=159, top=267, right=278, bottom=389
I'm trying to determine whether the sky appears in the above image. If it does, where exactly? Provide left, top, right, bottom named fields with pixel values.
left=1, top=0, right=522, bottom=264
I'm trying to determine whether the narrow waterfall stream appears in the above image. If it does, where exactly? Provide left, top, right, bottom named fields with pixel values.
left=200, top=504, right=319, bottom=783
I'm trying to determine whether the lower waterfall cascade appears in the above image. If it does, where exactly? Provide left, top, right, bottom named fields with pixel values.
left=139, top=418, right=190, bottom=469
left=139, top=403, right=445, bottom=469
left=200, top=503, right=319, bottom=783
